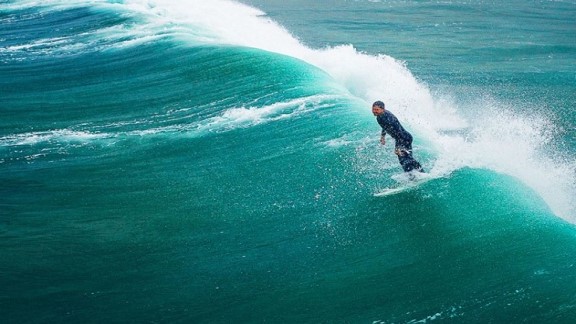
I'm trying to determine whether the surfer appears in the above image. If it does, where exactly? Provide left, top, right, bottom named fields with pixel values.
left=372, top=100, right=424, bottom=173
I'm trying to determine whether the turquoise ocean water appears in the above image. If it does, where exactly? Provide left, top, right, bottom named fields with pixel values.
left=1, top=0, right=576, bottom=322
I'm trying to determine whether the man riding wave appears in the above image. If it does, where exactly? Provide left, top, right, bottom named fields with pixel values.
left=372, top=100, right=424, bottom=173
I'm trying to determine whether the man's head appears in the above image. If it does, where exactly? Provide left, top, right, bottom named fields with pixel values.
left=372, top=100, right=385, bottom=116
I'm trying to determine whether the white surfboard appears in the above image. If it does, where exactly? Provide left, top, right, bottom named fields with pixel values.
left=375, top=183, right=420, bottom=196
left=374, top=172, right=433, bottom=197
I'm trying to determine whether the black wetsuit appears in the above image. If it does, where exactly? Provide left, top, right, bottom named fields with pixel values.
left=376, top=110, right=424, bottom=172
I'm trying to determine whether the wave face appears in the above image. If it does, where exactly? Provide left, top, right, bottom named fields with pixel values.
left=1, top=0, right=576, bottom=322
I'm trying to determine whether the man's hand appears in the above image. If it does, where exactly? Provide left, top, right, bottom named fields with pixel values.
left=380, top=135, right=386, bottom=145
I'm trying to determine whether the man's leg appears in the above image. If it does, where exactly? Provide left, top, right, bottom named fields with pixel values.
left=396, top=141, right=424, bottom=173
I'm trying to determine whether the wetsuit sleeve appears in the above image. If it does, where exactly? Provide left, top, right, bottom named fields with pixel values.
left=377, top=116, right=387, bottom=137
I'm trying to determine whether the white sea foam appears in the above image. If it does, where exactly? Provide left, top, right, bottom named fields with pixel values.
left=428, top=101, right=576, bottom=220
left=0, top=130, right=109, bottom=146
left=194, top=95, right=336, bottom=134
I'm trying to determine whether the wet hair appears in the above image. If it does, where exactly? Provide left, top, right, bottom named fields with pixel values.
left=372, top=101, right=385, bottom=109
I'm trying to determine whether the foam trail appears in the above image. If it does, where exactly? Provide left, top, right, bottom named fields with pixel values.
left=191, top=95, right=338, bottom=135
left=0, top=130, right=110, bottom=147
